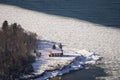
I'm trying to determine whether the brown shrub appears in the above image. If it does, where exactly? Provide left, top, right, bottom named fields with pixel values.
left=0, top=21, right=37, bottom=80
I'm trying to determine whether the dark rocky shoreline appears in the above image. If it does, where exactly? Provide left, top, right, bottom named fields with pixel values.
left=50, top=63, right=108, bottom=80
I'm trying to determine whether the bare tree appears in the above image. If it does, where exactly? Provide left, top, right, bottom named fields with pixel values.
left=52, top=44, right=56, bottom=49
left=2, top=20, right=8, bottom=31
left=0, top=21, right=37, bottom=80
left=59, top=43, right=62, bottom=49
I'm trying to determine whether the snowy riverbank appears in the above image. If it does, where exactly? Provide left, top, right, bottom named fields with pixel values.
left=30, top=40, right=102, bottom=80
left=0, top=3, right=120, bottom=79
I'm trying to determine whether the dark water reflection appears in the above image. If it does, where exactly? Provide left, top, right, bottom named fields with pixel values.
left=0, top=0, right=120, bottom=27
left=50, top=65, right=108, bottom=80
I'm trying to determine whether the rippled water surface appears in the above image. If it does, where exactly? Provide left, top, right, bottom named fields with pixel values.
left=0, top=0, right=120, bottom=79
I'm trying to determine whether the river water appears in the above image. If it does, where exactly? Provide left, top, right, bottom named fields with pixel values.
left=50, top=64, right=108, bottom=80
left=0, top=0, right=120, bottom=80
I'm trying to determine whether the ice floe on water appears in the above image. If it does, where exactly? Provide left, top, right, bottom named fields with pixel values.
left=31, top=40, right=102, bottom=80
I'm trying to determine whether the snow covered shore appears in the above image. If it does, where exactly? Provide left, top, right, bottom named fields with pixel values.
left=0, top=3, right=120, bottom=80
left=30, top=40, right=102, bottom=80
